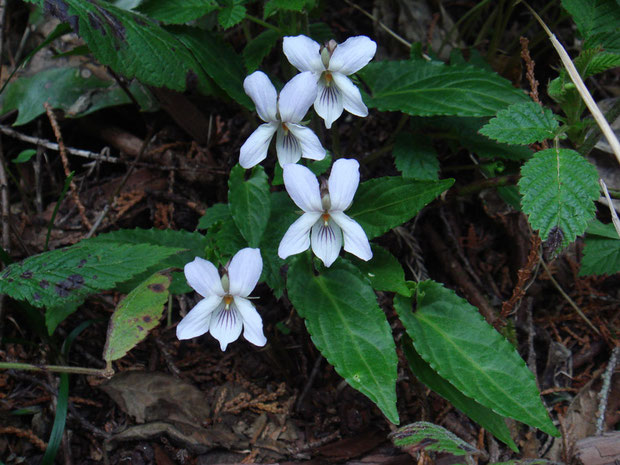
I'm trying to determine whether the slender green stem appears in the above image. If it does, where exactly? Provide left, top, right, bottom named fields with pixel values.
left=245, top=14, right=281, bottom=33
left=0, top=361, right=113, bottom=377
left=331, top=122, right=341, bottom=158
left=456, top=174, right=518, bottom=196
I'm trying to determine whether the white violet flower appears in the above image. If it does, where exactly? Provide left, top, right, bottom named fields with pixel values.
left=283, top=35, right=377, bottom=129
left=240, top=70, right=326, bottom=168
left=278, top=158, right=372, bottom=267
left=177, top=248, right=266, bottom=351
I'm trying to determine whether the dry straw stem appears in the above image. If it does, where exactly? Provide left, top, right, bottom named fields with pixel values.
left=522, top=2, right=620, bottom=166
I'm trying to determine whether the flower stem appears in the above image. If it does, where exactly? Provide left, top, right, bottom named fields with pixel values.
left=245, top=14, right=281, bottom=33
left=0, top=361, right=114, bottom=378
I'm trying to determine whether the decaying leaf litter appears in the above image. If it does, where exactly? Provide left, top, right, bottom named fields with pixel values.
left=0, top=1, right=619, bottom=465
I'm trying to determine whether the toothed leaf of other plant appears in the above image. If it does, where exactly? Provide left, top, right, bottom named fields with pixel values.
left=519, top=148, right=599, bottom=245
left=479, top=102, right=560, bottom=145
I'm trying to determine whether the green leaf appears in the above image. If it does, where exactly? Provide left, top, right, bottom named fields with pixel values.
left=0, top=240, right=183, bottom=333
left=203, top=209, right=247, bottom=265
left=12, top=149, right=37, bottom=163
left=243, top=29, right=281, bottom=72
left=396, top=280, right=559, bottom=436
left=519, top=148, right=599, bottom=244
left=89, top=228, right=208, bottom=294
left=103, top=270, right=171, bottom=361
left=578, top=50, right=620, bottom=78
left=402, top=333, right=517, bottom=451
left=350, top=245, right=410, bottom=295
left=259, top=192, right=297, bottom=298
left=580, top=222, right=620, bottom=276
left=218, top=0, right=246, bottom=29
left=390, top=421, right=480, bottom=456
left=307, top=152, right=333, bottom=176
left=287, top=254, right=399, bottom=424
left=197, top=203, right=231, bottom=230
left=561, top=0, right=620, bottom=52
left=137, top=0, right=218, bottom=24
left=360, top=61, right=529, bottom=117
left=264, top=0, right=315, bottom=18
left=1, top=67, right=107, bottom=126
left=479, top=102, right=560, bottom=145
left=348, top=177, right=454, bottom=239
left=228, top=164, right=271, bottom=247
left=393, top=133, right=439, bottom=180
left=585, top=219, right=620, bottom=239
left=44, top=0, right=213, bottom=94
left=170, top=26, right=252, bottom=108
left=432, top=117, right=532, bottom=161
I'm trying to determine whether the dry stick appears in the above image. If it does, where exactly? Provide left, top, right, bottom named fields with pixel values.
left=0, top=124, right=120, bottom=163
left=595, top=345, right=619, bottom=435
left=539, top=259, right=601, bottom=335
left=44, top=103, right=93, bottom=230
left=523, top=2, right=620, bottom=166
left=342, top=0, right=413, bottom=50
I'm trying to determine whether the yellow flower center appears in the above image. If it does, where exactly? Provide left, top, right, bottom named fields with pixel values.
left=224, top=295, right=233, bottom=310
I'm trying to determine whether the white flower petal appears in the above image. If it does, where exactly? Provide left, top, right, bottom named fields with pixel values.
left=243, top=71, right=278, bottom=122
left=278, top=212, right=321, bottom=259
left=184, top=257, right=225, bottom=297
left=314, top=79, right=343, bottom=129
left=328, top=36, right=377, bottom=75
left=287, top=124, right=326, bottom=161
left=283, top=35, right=324, bottom=73
left=239, top=122, right=278, bottom=169
left=328, top=158, right=360, bottom=211
left=283, top=163, right=323, bottom=212
left=332, top=73, right=368, bottom=117
left=234, top=296, right=267, bottom=347
left=176, top=295, right=222, bottom=340
left=278, top=71, right=319, bottom=123
left=210, top=307, right=243, bottom=351
left=228, top=248, right=263, bottom=297
left=330, top=211, right=372, bottom=261
left=311, top=217, right=343, bottom=267
left=276, top=125, right=302, bottom=166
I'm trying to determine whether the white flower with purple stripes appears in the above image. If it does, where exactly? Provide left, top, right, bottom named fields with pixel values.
left=278, top=158, right=372, bottom=267
left=283, top=35, right=377, bottom=129
left=240, top=70, right=326, bottom=168
left=177, top=248, right=266, bottom=351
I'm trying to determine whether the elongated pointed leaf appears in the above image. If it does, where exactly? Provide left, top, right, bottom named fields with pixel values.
left=519, top=148, right=599, bottom=244
left=479, top=102, right=560, bottom=145
left=360, top=61, right=528, bottom=117
left=228, top=164, right=271, bottom=247
left=287, top=254, right=399, bottom=424
left=103, top=270, right=172, bottom=361
left=401, top=333, right=517, bottom=451
left=396, top=280, right=559, bottom=436
left=347, top=177, right=453, bottom=239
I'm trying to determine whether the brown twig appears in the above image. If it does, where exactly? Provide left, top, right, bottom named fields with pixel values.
left=501, top=233, right=541, bottom=318
left=44, top=103, right=92, bottom=229
left=520, top=36, right=549, bottom=150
